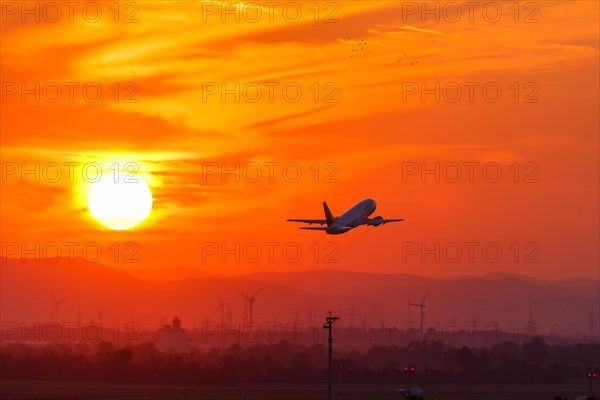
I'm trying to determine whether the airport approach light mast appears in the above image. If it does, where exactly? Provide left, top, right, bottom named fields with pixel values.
left=324, top=311, right=340, bottom=400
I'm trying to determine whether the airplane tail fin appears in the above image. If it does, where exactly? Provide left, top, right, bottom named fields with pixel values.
left=323, top=201, right=336, bottom=227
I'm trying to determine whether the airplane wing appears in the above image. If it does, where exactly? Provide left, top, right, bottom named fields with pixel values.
left=364, top=218, right=404, bottom=226
left=299, top=227, right=328, bottom=231
left=287, top=219, right=328, bottom=225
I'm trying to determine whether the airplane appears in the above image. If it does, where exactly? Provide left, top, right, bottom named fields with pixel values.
left=287, top=198, right=403, bottom=234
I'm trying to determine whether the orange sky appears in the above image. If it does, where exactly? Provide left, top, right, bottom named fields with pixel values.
left=1, top=1, right=598, bottom=279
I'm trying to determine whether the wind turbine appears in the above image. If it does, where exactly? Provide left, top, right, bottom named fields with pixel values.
left=305, top=306, right=315, bottom=328
left=226, top=303, right=232, bottom=325
left=50, top=292, right=66, bottom=323
left=347, top=304, right=356, bottom=329
left=214, top=295, right=227, bottom=326
left=240, top=290, right=262, bottom=326
left=408, top=291, right=429, bottom=334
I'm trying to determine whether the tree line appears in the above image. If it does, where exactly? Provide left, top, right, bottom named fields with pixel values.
left=0, top=338, right=597, bottom=385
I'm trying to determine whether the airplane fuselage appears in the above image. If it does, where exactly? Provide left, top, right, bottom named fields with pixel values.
left=326, top=198, right=376, bottom=234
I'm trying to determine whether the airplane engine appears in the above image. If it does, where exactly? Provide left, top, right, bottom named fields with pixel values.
left=372, top=216, right=384, bottom=226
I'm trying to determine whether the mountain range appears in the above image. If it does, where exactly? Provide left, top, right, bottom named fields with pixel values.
left=1, top=258, right=597, bottom=338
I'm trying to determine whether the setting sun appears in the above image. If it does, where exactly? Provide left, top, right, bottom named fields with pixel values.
left=87, top=172, right=153, bottom=230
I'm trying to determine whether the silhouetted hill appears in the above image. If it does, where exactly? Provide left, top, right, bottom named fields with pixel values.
left=240, top=269, right=598, bottom=334
left=1, top=259, right=597, bottom=337
left=124, top=266, right=220, bottom=282
left=0, top=259, right=378, bottom=329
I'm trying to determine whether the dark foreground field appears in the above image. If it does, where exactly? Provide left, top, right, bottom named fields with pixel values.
left=0, top=380, right=595, bottom=400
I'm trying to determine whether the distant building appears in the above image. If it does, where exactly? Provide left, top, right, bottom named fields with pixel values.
left=157, top=316, right=190, bottom=352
